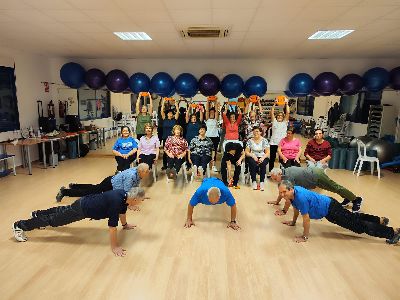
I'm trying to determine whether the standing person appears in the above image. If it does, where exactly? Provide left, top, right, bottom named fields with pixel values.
left=268, top=166, right=363, bottom=213
left=245, top=126, right=270, bottom=191
left=278, top=127, right=302, bottom=168
left=185, top=105, right=204, bottom=146
left=56, top=164, right=150, bottom=201
left=13, top=187, right=146, bottom=256
left=205, top=101, right=221, bottom=172
left=137, top=123, right=160, bottom=169
left=304, top=128, right=332, bottom=169
left=113, top=126, right=138, bottom=172
left=240, top=97, right=263, bottom=144
left=220, top=141, right=245, bottom=189
left=164, top=125, right=188, bottom=179
left=188, top=124, right=214, bottom=180
left=184, top=177, right=240, bottom=230
left=135, top=92, right=153, bottom=140
left=222, top=105, right=242, bottom=141
left=277, top=181, right=400, bottom=245
left=269, top=100, right=290, bottom=173
left=160, top=98, right=180, bottom=170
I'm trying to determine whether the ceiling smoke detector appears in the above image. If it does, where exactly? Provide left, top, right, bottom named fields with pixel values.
left=180, top=26, right=230, bottom=38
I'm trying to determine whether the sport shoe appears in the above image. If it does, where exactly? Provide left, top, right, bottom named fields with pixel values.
left=352, top=197, right=363, bottom=212
left=260, top=182, right=265, bottom=191
left=12, top=222, right=27, bottom=242
left=68, top=183, right=77, bottom=188
left=341, top=198, right=351, bottom=207
left=30, top=211, right=38, bottom=218
left=252, top=181, right=257, bottom=190
left=56, top=187, right=65, bottom=202
left=386, top=229, right=400, bottom=245
left=212, top=166, right=218, bottom=172
left=233, top=185, right=240, bottom=189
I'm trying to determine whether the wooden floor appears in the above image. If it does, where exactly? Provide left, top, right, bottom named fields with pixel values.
left=0, top=138, right=399, bottom=300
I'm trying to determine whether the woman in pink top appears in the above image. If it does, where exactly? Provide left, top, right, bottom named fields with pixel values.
left=222, top=105, right=242, bottom=141
left=137, top=123, right=160, bottom=169
left=278, top=126, right=301, bottom=168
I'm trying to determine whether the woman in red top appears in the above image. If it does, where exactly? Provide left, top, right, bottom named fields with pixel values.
left=164, top=125, right=188, bottom=179
left=222, top=105, right=242, bottom=141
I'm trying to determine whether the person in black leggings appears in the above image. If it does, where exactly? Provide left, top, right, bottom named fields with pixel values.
left=278, top=180, right=400, bottom=245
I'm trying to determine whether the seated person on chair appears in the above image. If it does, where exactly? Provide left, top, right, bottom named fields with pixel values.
left=184, top=177, right=240, bottom=230
left=277, top=180, right=400, bottom=245
left=268, top=166, right=363, bottom=213
left=13, top=188, right=146, bottom=257
left=135, top=92, right=153, bottom=140
left=245, top=126, right=270, bottom=191
left=221, top=141, right=245, bottom=189
left=304, top=128, right=331, bottom=169
left=113, top=126, right=138, bottom=172
left=164, top=125, right=188, bottom=179
left=278, top=126, right=301, bottom=168
left=56, top=163, right=150, bottom=202
left=137, top=123, right=160, bottom=170
left=188, top=124, right=214, bottom=179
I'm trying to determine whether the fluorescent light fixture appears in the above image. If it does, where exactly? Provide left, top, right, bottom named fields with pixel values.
left=308, top=30, right=354, bottom=40
left=113, top=32, right=152, bottom=40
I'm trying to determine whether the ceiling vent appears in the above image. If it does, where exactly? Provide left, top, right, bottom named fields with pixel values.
left=180, top=26, right=230, bottom=38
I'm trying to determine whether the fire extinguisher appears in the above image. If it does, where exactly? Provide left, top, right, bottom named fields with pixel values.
left=48, top=100, right=55, bottom=118
left=59, top=100, right=65, bottom=118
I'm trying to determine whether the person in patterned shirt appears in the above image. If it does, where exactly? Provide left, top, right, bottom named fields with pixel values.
left=189, top=124, right=214, bottom=179
left=239, top=97, right=264, bottom=144
left=164, top=125, right=188, bottom=179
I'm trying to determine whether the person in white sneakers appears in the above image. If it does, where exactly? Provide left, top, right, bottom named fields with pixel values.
left=12, top=188, right=145, bottom=257
left=245, top=126, right=270, bottom=191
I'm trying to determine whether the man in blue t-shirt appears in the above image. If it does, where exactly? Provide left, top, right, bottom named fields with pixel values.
left=56, top=163, right=150, bottom=202
left=184, top=177, right=240, bottom=230
left=13, top=188, right=146, bottom=257
left=278, top=180, right=400, bottom=244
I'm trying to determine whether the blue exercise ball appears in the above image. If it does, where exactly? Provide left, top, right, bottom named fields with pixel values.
left=106, top=69, right=129, bottom=93
left=363, top=67, right=389, bottom=92
left=151, top=72, right=174, bottom=97
left=60, top=62, right=85, bottom=89
left=314, top=72, right=340, bottom=96
left=221, top=74, right=244, bottom=99
left=340, top=73, right=363, bottom=95
left=129, top=72, right=150, bottom=94
left=175, top=73, right=198, bottom=98
left=244, top=76, right=267, bottom=97
left=288, top=73, right=313, bottom=96
left=84, top=68, right=106, bottom=90
left=389, top=66, right=400, bottom=90
left=198, top=73, right=220, bottom=96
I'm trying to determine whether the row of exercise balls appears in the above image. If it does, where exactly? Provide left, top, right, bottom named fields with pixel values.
left=287, top=67, right=400, bottom=97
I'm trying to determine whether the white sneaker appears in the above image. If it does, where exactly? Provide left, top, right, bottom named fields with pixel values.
left=252, top=181, right=258, bottom=190
left=212, top=166, right=218, bottom=172
left=260, top=182, right=265, bottom=191
left=12, top=223, right=27, bottom=242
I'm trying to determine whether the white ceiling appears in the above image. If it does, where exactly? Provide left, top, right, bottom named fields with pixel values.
left=0, top=0, right=400, bottom=59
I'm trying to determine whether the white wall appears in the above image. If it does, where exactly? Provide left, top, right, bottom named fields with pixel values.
left=0, top=47, right=54, bottom=167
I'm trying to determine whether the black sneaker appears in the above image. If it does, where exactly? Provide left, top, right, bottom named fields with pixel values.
left=382, top=217, right=390, bottom=226
left=30, top=211, right=38, bottom=218
left=352, top=197, right=363, bottom=213
left=68, top=183, right=77, bottom=188
left=341, top=198, right=351, bottom=207
left=386, top=229, right=400, bottom=245
left=56, top=186, right=65, bottom=202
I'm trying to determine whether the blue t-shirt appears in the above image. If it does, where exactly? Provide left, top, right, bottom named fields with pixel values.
left=80, top=190, right=128, bottom=227
left=189, top=177, right=236, bottom=207
left=163, top=119, right=176, bottom=140
left=186, top=122, right=201, bottom=144
left=111, top=168, right=140, bottom=192
left=113, top=137, right=138, bottom=155
left=291, top=186, right=332, bottom=219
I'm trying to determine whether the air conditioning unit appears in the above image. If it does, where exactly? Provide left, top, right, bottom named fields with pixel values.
left=180, top=26, right=230, bottom=38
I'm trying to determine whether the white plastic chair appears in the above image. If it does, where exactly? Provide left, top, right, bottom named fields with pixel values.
left=0, top=154, right=16, bottom=176
left=353, top=139, right=380, bottom=179
left=190, top=162, right=211, bottom=183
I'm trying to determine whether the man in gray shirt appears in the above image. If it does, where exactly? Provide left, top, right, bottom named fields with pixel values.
left=268, top=167, right=362, bottom=213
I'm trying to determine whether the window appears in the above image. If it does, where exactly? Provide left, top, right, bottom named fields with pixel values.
left=0, top=66, right=20, bottom=132
left=78, top=88, right=110, bottom=121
